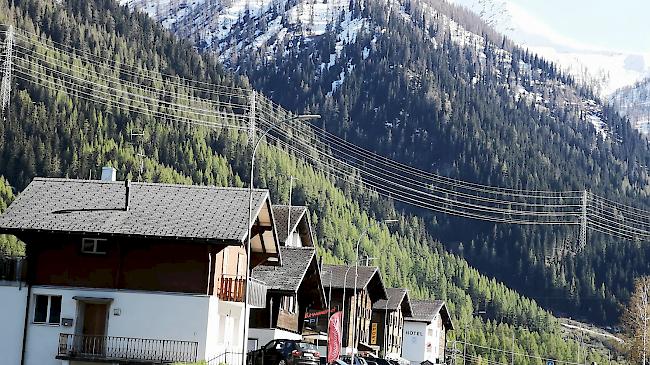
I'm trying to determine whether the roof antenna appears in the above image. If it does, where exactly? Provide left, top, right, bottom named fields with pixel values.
left=129, top=131, right=146, bottom=182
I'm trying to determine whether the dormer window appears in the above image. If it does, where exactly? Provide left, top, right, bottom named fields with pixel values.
left=81, top=238, right=108, bottom=254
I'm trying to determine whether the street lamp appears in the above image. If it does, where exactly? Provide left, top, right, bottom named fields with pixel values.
left=350, top=219, right=397, bottom=364
left=341, top=264, right=354, bottom=356
left=242, top=114, right=320, bottom=364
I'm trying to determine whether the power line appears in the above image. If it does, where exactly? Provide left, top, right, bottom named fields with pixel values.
left=5, top=25, right=650, bottom=241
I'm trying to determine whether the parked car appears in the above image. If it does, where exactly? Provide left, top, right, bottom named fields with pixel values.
left=248, top=339, right=321, bottom=365
left=362, top=357, right=392, bottom=365
left=340, top=356, right=369, bottom=365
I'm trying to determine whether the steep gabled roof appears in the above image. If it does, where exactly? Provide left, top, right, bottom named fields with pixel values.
left=0, top=178, right=278, bottom=251
left=406, top=299, right=454, bottom=329
left=253, top=247, right=315, bottom=292
left=272, top=205, right=314, bottom=247
left=321, top=264, right=388, bottom=300
left=252, top=246, right=326, bottom=307
left=373, top=288, right=413, bottom=316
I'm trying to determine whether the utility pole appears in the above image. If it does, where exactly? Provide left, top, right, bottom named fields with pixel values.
left=511, top=330, right=515, bottom=365
left=463, top=324, right=468, bottom=365
left=1, top=25, right=15, bottom=121
left=249, top=90, right=256, bottom=141
left=580, top=190, right=588, bottom=249
left=130, top=131, right=145, bottom=181
left=452, top=340, right=457, bottom=365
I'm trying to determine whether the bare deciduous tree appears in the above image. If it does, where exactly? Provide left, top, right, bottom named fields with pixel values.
left=622, top=276, right=650, bottom=365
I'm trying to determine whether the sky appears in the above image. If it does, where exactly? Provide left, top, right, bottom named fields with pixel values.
left=504, top=0, right=650, bottom=54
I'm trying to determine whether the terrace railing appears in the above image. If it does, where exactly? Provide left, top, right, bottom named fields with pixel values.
left=216, top=275, right=266, bottom=308
left=57, top=333, right=198, bottom=364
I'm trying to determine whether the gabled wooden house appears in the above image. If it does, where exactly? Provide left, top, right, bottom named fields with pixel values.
left=0, top=175, right=283, bottom=365
left=371, top=287, right=413, bottom=358
left=321, top=264, right=388, bottom=355
left=248, top=205, right=326, bottom=349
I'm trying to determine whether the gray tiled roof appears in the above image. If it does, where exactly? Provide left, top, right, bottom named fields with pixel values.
left=0, top=178, right=269, bottom=242
left=252, top=247, right=316, bottom=292
left=407, top=299, right=454, bottom=329
left=320, top=265, right=387, bottom=301
left=272, top=205, right=307, bottom=244
left=373, top=288, right=412, bottom=316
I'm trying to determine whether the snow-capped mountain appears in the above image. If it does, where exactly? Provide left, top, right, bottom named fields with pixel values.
left=122, top=0, right=611, bottom=139
left=116, top=0, right=650, bottom=324
left=448, top=0, right=650, bottom=97
left=611, top=77, right=650, bottom=134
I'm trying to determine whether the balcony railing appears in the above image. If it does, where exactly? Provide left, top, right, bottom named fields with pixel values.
left=216, top=275, right=266, bottom=308
left=57, top=333, right=198, bottom=363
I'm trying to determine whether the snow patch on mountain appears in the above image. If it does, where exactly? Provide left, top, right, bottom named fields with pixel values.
left=611, top=76, right=650, bottom=134
left=123, top=0, right=612, bottom=140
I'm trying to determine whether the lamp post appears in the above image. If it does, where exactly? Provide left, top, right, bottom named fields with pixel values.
left=326, top=269, right=333, bottom=361
left=351, top=219, right=397, bottom=364
left=242, top=114, right=320, bottom=365
left=341, top=264, right=354, bottom=356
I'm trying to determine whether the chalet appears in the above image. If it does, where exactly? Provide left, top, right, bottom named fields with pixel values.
left=272, top=205, right=315, bottom=248
left=249, top=247, right=325, bottom=348
left=321, top=264, right=388, bottom=355
left=371, top=288, right=413, bottom=358
left=248, top=205, right=326, bottom=349
left=0, top=173, right=283, bottom=365
left=401, top=300, right=454, bottom=365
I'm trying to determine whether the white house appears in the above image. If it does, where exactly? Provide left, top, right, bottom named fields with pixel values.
left=0, top=174, right=284, bottom=365
left=401, top=300, right=454, bottom=365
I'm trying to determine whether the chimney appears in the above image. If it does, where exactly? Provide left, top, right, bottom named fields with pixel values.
left=125, top=180, right=131, bottom=212
left=101, top=166, right=117, bottom=182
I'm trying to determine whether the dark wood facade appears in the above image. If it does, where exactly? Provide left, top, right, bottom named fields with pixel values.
left=249, top=293, right=303, bottom=333
left=370, top=305, right=405, bottom=355
left=324, top=288, right=375, bottom=350
left=18, top=232, right=271, bottom=296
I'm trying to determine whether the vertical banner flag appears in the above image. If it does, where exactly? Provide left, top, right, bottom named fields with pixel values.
left=328, top=311, right=343, bottom=363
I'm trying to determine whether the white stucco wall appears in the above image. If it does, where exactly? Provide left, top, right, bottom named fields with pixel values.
left=402, top=318, right=445, bottom=365
left=22, top=286, right=219, bottom=365
left=0, top=283, right=28, bottom=365
left=248, top=328, right=302, bottom=350
left=402, top=321, right=427, bottom=364
left=211, top=300, right=246, bottom=365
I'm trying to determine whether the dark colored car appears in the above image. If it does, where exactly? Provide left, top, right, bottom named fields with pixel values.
left=248, top=339, right=321, bottom=365
left=340, top=356, right=369, bottom=365
left=362, top=358, right=392, bottom=365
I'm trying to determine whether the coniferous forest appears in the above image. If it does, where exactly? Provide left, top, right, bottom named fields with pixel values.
left=198, top=0, right=650, bottom=326
left=0, top=0, right=640, bottom=364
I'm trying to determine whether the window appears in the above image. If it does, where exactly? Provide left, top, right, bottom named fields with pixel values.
left=282, top=295, right=296, bottom=314
left=34, top=295, right=62, bottom=325
left=81, top=238, right=108, bottom=254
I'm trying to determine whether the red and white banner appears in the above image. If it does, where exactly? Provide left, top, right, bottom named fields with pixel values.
left=327, top=311, right=343, bottom=363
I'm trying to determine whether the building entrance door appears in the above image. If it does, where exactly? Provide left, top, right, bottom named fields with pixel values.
left=80, top=302, right=108, bottom=356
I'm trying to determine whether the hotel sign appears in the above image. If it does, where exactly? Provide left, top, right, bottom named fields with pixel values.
left=370, top=323, right=378, bottom=345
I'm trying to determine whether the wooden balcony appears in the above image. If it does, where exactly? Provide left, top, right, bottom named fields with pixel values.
left=57, top=333, right=198, bottom=364
left=217, top=275, right=267, bottom=308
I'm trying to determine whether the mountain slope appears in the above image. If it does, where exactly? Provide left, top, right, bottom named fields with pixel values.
left=611, top=77, right=650, bottom=134
left=0, top=0, right=626, bottom=362
left=123, top=0, right=650, bottom=325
